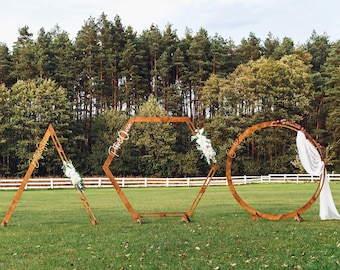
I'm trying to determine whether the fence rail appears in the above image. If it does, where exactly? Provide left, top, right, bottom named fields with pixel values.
left=0, top=174, right=340, bottom=190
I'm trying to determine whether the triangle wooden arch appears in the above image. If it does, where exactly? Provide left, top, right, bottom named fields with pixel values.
left=1, top=124, right=98, bottom=227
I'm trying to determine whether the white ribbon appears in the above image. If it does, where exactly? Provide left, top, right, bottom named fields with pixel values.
left=296, top=131, right=340, bottom=220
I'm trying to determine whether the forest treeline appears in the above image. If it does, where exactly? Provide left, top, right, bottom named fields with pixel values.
left=1, top=13, right=340, bottom=177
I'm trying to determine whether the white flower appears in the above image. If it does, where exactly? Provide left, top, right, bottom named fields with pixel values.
left=191, top=128, right=217, bottom=165
left=62, top=160, right=85, bottom=191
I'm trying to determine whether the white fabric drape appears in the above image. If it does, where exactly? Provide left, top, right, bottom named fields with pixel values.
left=296, top=131, right=340, bottom=220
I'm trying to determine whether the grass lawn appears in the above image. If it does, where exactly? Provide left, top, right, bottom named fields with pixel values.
left=1, top=183, right=339, bottom=269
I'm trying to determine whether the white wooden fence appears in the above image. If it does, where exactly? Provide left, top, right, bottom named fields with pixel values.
left=0, top=174, right=339, bottom=190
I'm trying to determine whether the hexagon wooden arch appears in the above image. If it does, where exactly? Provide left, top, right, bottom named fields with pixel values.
left=102, top=117, right=218, bottom=223
left=226, top=119, right=325, bottom=221
left=1, top=124, right=98, bottom=227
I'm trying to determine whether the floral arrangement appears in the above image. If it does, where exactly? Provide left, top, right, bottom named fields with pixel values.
left=191, top=128, right=217, bottom=165
left=62, top=160, right=85, bottom=191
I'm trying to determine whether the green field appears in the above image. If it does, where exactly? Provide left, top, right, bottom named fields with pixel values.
left=1, top=183, right=339, bottom=269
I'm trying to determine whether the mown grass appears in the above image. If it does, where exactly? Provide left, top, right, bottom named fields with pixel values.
left=1, top=183, right=339, bottom=269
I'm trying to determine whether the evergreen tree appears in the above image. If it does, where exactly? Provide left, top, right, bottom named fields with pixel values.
left=74, top=17, right=100, bottom=150
left=0, top=43, right=13, bottom=86
left=120, top=28, right=138, bottom=113
left=305, top=30, right=331, bottom=72
left=235, top=32, right=263, bottom=63
left=142, top=24, right=162, bottom=96
left=159, top=24, right=179, bottom=112
left=210, top=34, right=227, bottom=75
left=224, top=38, right=239, bottom=74
left=132, top=29, right=150, bottom=110
left=50, top=26, right=76, bottom=97
left=187, top=28, right=212, bottom=124
left=111, top=15, right=126, bottom=110
left=304, top=31, right=331, bottom=139
left=12, top=26, right=37, bottom=80
left=263, top=32, right=281, bottom=59
left=323, top=41, right=340, bottom=171
left=172, top=46, right=186, bottom=115
left=35, top=28, right=54, bottom=79
left=273, top=37, right=295, bottom=58
left=158, top=50, right=171, bottom=111
left=97, top=13, right=114, bottom=112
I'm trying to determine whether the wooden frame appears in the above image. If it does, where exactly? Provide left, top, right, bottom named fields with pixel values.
left=226, top=119, right=325, bottom=221
left=1, top=124, right=98, bottom=227
left=102, top=117, right=218, bottom=223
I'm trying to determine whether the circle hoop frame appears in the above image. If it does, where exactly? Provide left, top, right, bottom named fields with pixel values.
left=226, top=120, right=325, bottom=220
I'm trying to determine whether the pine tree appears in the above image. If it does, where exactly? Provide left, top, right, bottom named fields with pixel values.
left=50, top=25, right=76, bottom=96
left=235, top=32, right=263, bottom=63
left=0, top=43, right=13, bottom=86
left=120, top=30, right=138, bottom=113
left=142, top=24, right=162, bottom=96
left=74, top=17, right=100, bottom=150
left=36, top=28, right=54, bottom=79
left=12, top=26, right=37, bottom=80
left=187, top=28, right=212, bottom=124
left=304, top=31, right=331, bottom=139
left=323, top=41, right=340, bottom=171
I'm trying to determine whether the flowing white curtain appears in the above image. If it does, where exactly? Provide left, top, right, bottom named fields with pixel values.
left=296, top=131, right=340, bottom=220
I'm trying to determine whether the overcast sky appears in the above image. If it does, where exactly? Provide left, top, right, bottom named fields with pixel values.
left=1, top=0, right=339, bottom=48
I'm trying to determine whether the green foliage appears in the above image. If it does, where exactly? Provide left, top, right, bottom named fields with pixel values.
left=1, top=16, right=339, bottom=175
left=218, top=55, right=313, bottom=122
left=0, top=84, right=11, bottom=175
left=87, top=110, right=129, bottom=175
left=12, top=26, right=37, bottom=80
left=324, top=41, right=340, bottom=171
left=0, top=44, right=13, bottom=85
left=124, top=95, right=200, bottom=177
left=201, top=74, right=224, bottom=118
left=88, top=95, right=208, bottom=177
left=0, top=79, right=73, bottom=176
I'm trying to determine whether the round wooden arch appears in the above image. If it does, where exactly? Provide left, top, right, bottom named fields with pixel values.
left=226, top=120, right=325, bottom=221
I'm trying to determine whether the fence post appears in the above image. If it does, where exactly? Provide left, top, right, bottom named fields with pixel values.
left=244, top=175, right=247, bottom=184
left=187, top=177, right=190, bottom=187
left=166, top=177, right=169, bottom=187
left=144, top=177, right=147, bottom=187
left=50, top=178, right=53, bottom=189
